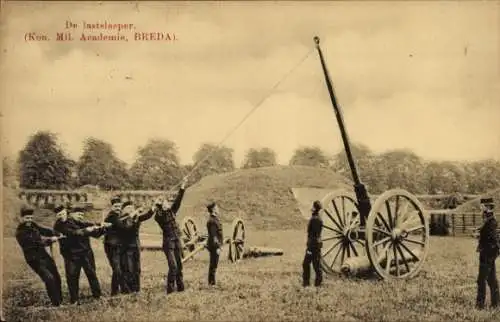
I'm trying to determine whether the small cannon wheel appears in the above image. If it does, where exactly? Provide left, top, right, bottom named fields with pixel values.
left=365, top=189, right=430, bottom=280
left=319, top=190, right=365, bottom=274
left=181, top=217, right=199, bottom=255
left=228, top=218, right=245, bottom=263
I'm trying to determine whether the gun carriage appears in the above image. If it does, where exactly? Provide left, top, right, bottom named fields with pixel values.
left=314, top=36, right=430, bottom=279
left=179, top=217, right=246, bottom=263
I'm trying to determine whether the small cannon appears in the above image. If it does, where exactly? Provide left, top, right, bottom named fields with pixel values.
left=314, top=36, right=430, bottom=280
left=180, top=217, right=246, bottom=263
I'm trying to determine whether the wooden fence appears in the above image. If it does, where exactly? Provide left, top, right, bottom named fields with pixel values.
left=429, top=210, right=486, bottom=237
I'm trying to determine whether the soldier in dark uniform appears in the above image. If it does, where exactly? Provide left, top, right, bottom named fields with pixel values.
left=154, top=178, right=187, bottom=294
left=119, top=201, right=155, bottom=293
left=476, top=197, right=499, bottom=309
left=103, top=196, right=131, bottom=296
left=15, top=206, right=63, bottom=306
left=206, top=202, right=223, bottom=286
left=53, top=205, right=108, bottom=305
left=302, top=200, right=323, bottom=287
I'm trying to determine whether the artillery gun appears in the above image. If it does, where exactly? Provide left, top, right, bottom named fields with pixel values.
left=179, top=217, right=246, bottom=263
left=314, top=36, right=430, bottom=279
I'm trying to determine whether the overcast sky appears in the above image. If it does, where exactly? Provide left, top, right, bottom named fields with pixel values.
left=1, top=1, right=499, bottom=166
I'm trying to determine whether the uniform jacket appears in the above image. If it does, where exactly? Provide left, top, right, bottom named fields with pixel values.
left=207, top=214, right=223, bottom=250
left=478, top=215, right=499, bottom=257
left=307, top=213, right=323, bottom=250
left=104, top=210, right=134, bottom=246
left=154, top=188, right=185, bottom=242
left=53, top=217, right=102, bottom=257
left=16, top=222, right=59, bottom=261
left=120, top=209, right=154, bottom=247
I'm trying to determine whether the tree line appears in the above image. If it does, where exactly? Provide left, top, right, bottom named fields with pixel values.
left=3, top=131, right=500, bottom=195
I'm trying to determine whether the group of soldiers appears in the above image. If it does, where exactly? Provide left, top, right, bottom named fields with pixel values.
left=15, top=177, right=225, bottom=307
left=14, top=181, right=499, bottom=310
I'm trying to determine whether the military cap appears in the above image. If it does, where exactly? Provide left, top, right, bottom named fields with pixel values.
left=20, top=206, right=34, bottom=217
left=121, top=201, right=133, bottom=209
left=54, top=205, right=65, bottom=214
left=480, top=197, right=494, bottom=205
left=312, top=200, right=323, bottom=211
left=111, top=196, right=122, bottom=205
left=206, top=201, right=217, bottom=212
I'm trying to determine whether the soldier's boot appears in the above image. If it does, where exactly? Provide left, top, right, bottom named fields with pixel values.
left=176, top=277, right=185, bottom=292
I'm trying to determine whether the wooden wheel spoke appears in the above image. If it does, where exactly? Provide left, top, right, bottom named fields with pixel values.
left=384, top=245, right=392, bottom=274
left=376, top=212, right=391, bottom=232
left=340, top=246, right=346, bottom=264
left=322, top=224, right=343, bottom=235
left=324, top=209, right=343, bottom=231
left=354, top=239, right=365, bottom=247
left=393, top=244, right=400, bottom=276
left=346, top=243, right=351, bottom=257
left=322, top=240, right=342, bottom=257
left=377, top=241, right=392, bottom=262
left=385, top=201, right=394, bottom=229
left=402, top=237, right=426, bottom=246
left=341, top=197, right=347, bottom=225
left=373, top=236, right=391, bottom=248
left=330, top=244, right=343, bottom=267
left=398, top=241, right=420, bottom=262
left=395, top=243, right=410, bottom=274
left=348, top=242, right=359, bottom=256
left=321, top=235, right=342, bottom=243
left=397, top=202, right=411, bottom=226
left=394, top=196, right=400, bottom=228
left=331, top=199, right=344, bottom=226
left=406, top=225, right=425, bottom=234
left=373, top=227, right=391, bottom=237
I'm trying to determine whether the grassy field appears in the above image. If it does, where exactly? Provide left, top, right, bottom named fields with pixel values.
left=3, top=228, right=499, bottom=322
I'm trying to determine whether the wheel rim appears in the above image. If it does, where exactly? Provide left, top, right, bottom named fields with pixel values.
left=319, top=190, right=365, bottom=274
left=182, top=217, right=198, bottom=253
left=366, top=189, right=429, bottom=279
left=229, top=218, right=245, bottom=263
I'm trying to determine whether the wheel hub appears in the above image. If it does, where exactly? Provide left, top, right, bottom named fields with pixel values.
left=343, top=227, right=359, bottom=242
left=391, top=228, right=407, bottom=242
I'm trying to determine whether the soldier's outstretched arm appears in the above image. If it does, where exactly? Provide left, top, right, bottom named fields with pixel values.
left=137, top=205, right=156, bottom=222
left=34, top=223, right=59, bottom=237
left=169, top=177, right=188, bottom=215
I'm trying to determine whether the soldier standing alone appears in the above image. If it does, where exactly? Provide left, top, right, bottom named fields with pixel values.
left=476, top=197, right=499, bottom=309
left=15, top=206, right=63, bottom=306
left=206, top=202, right=223, bottom=286
left=302, top=200, right=323, bottom=287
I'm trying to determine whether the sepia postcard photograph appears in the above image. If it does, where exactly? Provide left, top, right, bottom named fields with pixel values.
left=1, top=1, right=499, bottom=321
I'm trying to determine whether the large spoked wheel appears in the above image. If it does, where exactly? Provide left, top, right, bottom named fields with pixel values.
left=365, top=189, right=429, bottom=279
left=319, top=190, right=365, bottom=274
left=228, top=218, right=245, bottom=263
left=182, top=217, right=199, bottom=255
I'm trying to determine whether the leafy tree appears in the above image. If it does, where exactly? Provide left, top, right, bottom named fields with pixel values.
left=289, top=146, right=330, bottom=168
left=377, top=149, right=425, bottom=194
left=463, top=159, right=500, bottom=193
left=129, top=139, right=182, bottom=190
left=190, top=143, right=235, bottom=182
left=77, top=137, right=130, bottom=190
left=242, top=147, right=277, bottom=169
left=422, top=161, right=468, bottom=194
left=18, top=131, right=75, bottom=189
